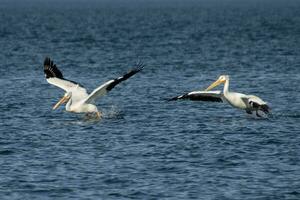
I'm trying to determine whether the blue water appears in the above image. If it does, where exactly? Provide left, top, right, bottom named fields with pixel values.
left=1, top=0, right=300, bottom=199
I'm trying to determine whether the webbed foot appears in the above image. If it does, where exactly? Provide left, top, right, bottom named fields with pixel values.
left=256, top=110, right=262, bottom=117
left=96, top=111, right=102, bottom=119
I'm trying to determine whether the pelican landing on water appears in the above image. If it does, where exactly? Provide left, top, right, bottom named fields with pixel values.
left=169, top=75, right=271, bottom=117
left=44, top=57, right=143, bottom=118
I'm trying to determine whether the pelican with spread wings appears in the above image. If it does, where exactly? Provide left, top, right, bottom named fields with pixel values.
left=44, top=57, right=143, bottom=118
left=169, top=75, right=270, bottom=117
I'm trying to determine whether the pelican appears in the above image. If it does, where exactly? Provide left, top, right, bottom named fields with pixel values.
left=44, top=57, right=143, bottom=118
left=169, top=75, right=270, bottom=117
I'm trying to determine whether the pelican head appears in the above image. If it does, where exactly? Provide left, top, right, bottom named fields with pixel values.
left=53, top=92, right=71, bottom=110
left=205, top=75, right=229, bottom=91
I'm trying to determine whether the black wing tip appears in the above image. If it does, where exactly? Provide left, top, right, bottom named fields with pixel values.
left=44, top=57, right=55, bottom=70
left=106, top=63, right=144, bottom=92
left=120, top=61, right=144, bottom=78
left=43, top=57, right=63, bottom=79
left=132, top=61, right=145, bottom=72
left=44, top=57, right=52, bottom=66
left=167, top=96, right=179, bottom=101
left=167, top=97, right=181, bottom=101
left=167, top=93, right=187, bottom=101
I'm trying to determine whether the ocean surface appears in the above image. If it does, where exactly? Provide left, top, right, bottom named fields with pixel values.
left=1, top=0, right=300, bottom=199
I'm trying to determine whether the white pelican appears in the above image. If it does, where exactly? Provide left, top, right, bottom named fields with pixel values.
left=44, top=57, right=143, bottom=118
left=169, top=75, right=270, bottom=117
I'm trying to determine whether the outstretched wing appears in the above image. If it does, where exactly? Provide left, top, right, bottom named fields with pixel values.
left=168, top=90, right=224, bottom=102
left=44, top=57, right=88, bottom=102
left=83, top=62, right=144, bottom=104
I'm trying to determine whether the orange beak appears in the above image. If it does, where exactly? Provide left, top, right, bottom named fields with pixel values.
left=205, top=78, right=226, bottom=91
left=53, top=95, right=70, bottom=110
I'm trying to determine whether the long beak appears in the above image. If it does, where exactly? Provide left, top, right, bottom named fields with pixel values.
left=53, top=96, right=69, bottom=110
left=205, top=79, right=225, bottom=91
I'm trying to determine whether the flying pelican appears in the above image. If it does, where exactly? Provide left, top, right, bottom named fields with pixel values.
left=44, top=57, right=143, bottom=118
left=169, top=75, right=270, bottom=117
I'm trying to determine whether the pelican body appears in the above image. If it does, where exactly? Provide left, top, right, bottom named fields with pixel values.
left=44, top=57, right=143, bottom=118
